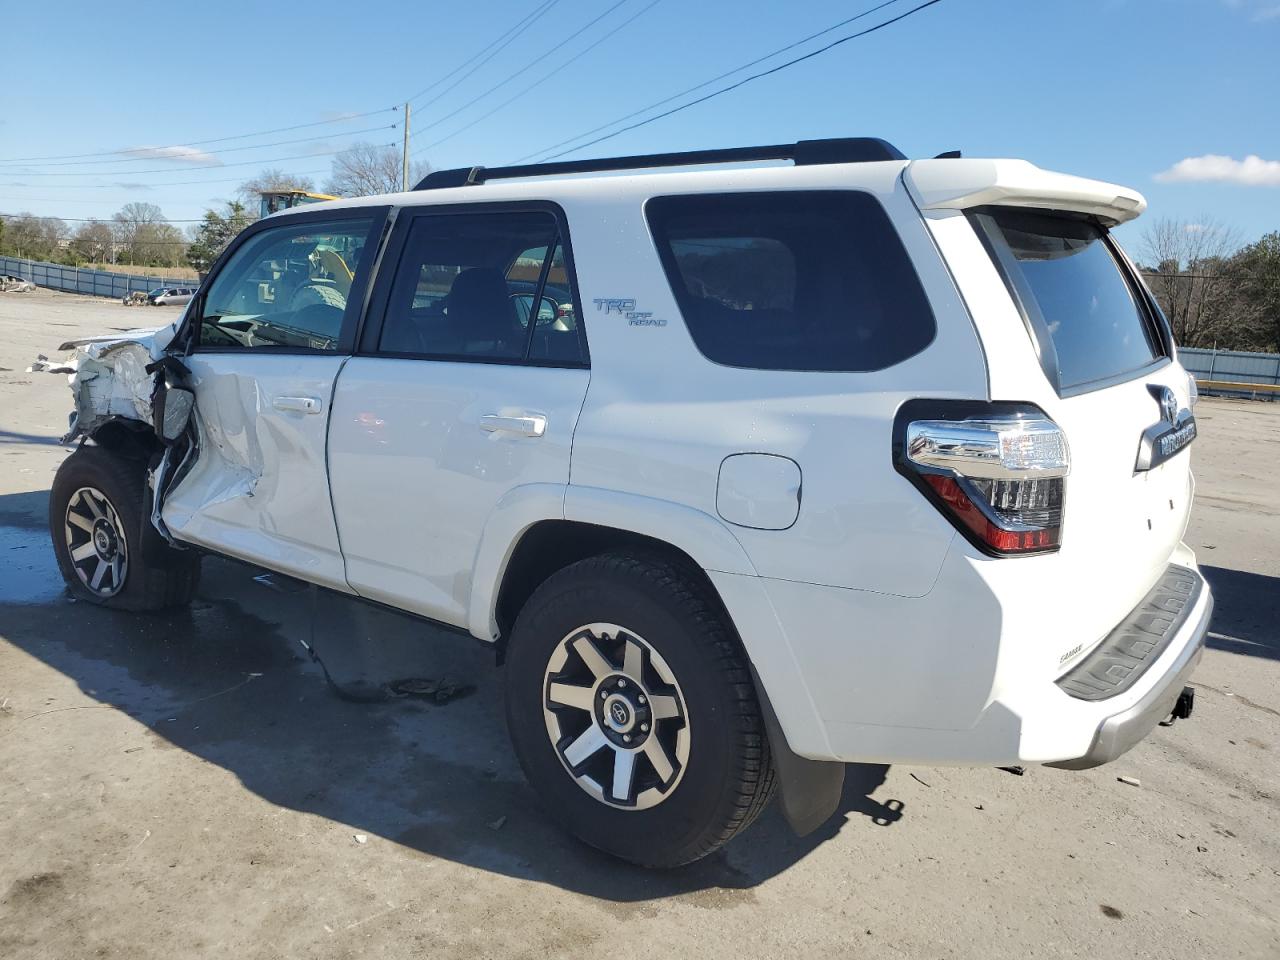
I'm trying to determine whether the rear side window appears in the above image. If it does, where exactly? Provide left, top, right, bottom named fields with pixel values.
left=646, top=191, right=935, bottom=372
left=378, top=210, right=586, bottom=365
left=971, top=208, right=1165, bottom=392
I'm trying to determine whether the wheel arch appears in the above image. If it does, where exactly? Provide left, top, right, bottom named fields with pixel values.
left=467, top=484, right=758, bottom=645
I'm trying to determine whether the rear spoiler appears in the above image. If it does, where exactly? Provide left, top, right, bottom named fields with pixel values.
left=903, top=158, right=1146, bottom=225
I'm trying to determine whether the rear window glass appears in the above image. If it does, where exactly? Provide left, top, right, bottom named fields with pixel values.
left=972, top=208, right=1163, bottom=391
left=645, top=192, right=935, bottom=372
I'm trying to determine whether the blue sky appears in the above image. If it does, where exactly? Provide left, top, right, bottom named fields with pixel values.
left=1, top=0, right=1277, bottom=252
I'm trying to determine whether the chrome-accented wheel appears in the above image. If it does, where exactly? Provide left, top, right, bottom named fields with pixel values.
left=542, top=622, right=690, bottom=810
left=63, top=486, right=128, bottom=598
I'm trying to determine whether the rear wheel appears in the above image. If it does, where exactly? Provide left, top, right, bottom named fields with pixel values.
left=504, top=553, right=775, bottom=867
left=50, top=445, right=200, bottom=610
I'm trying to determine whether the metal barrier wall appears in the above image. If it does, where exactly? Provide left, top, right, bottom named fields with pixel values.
left=0, top=255, right=197, bottom=300
left=1179, top=346, right=1280, bottom=401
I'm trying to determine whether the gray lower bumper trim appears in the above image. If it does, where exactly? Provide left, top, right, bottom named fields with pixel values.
left=1049, top=584, right=1212, bottom=771
left=1057, top=564, right=1203, bottom=701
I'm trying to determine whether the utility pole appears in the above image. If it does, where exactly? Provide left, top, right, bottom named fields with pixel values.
left=401, top=102, right=411, bottom=192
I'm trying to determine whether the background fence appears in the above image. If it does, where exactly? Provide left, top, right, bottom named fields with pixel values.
left=0, top=255, right=197, bottom=300
left=1179, top=346, right=1280, bottom=401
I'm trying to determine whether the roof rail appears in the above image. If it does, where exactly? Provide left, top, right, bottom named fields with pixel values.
left=413, top=137, right=906, bottom=191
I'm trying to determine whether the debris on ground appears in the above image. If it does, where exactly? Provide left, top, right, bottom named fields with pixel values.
left=391, top=677, right=471, bottom=704
left=998, top=765, right=1026, bottom=776
left=353, top=834, right=368, bottom=845
left=909, top=773, right=932, bottom=788
left=1117, top=776, right=1141, bottom=787
left=487, top=816, right=507, bottom=831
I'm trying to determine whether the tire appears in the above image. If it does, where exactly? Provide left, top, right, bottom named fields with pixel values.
left=504, top=552, right=776, bottom=868
left=49, top=445, right=200, bottom=611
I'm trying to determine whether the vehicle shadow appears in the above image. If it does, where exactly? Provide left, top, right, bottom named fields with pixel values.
left=0, top=429, right=65, bottom=446
left=1201, top=565, right=1280, bottom=663
left=1, top=491, right=904, bottom=902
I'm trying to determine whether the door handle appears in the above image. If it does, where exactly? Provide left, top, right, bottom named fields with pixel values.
left=480, top=414, right=546, bottom=437
left=273, top=396, right=322, bottom=414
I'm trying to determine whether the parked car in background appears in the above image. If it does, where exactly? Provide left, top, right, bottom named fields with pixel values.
left=1, top=274, right=36, bottom=292
left=150, top=287, right=196, bottom=306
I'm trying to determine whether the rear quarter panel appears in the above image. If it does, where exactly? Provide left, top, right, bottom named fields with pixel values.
left=563, top=169, right=988, bottom=597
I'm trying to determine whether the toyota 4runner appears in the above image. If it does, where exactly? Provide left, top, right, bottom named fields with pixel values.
left=42, top=137, right=1212, bottom=867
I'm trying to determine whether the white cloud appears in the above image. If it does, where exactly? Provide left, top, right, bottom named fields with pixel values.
left=1154, top=154, right=1280, bottom=186
left=118, top=145, right=221, bottom=165
left=1222, top=0, right=1280, bottom=19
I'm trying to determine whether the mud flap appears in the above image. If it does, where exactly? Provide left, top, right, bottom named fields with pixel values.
left=749, top=665, right=844, bottom=836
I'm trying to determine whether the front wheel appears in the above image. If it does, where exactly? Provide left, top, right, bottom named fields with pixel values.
left=504, top=553, right=775, bottom=867
left=49, top=445, right=200, bottom=610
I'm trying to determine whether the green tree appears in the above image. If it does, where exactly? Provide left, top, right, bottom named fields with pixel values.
left=1226, top=232, right=1280, bottom=352
left=186, top=201, right=255, bottom=275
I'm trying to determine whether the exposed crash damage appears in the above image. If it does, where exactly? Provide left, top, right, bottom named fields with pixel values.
left=30, top=322, right=199, bottom=546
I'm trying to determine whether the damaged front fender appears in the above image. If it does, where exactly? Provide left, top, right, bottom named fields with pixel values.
left=30, top=321, right=198, bottom=544
left=29, top=324, right=178, bottom=442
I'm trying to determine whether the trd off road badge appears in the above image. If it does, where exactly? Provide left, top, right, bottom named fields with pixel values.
left=594, top=297, right=667, bottom=327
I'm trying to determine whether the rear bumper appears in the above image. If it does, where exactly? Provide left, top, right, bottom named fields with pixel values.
left=1049, top=579, right=1210, bottom=769
left=714, top=545, right=1214, bottom=766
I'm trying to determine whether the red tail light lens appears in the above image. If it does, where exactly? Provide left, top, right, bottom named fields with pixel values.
left=895, top=402, right=1069, bottom=557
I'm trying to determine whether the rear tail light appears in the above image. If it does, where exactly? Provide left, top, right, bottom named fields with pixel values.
left=894, top=402, right=1069, bottom=556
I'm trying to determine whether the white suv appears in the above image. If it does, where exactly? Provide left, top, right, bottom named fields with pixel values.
left=44, top=137, right=1211, bottom=867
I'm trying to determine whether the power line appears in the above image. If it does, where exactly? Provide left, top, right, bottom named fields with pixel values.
left=5, top=125, right=397, bottom=169
left=0, top=168, right=333, bottom=191
left=0, top=196, right=122, bottom=205
left=415, top=0, right=663, bottom=156
left=0, top=108, right=399, bottom=164
left=509, top=0, right=906, bottom=164
left=518, top=0, right=943, bottom=164
left=410, top=0, right=631, bottom=146
left=1, top=212, right=206, bottom=223
left=405, top=0, right=563, bottom=105
left=6, top=146, right=393, bottom=178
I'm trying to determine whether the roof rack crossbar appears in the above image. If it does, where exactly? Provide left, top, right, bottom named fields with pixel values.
left=413, top=137, right=905, bottom=191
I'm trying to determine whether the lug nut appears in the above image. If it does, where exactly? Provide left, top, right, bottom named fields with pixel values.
left=623, top=734, right=632, bottom=743
left=618, top=679, right=627, bottom=688
left=600, top=689, right=607, bottom=699
left=640, top=723, right=649, bottom=732
left=638, top=695, right=646, bottom=704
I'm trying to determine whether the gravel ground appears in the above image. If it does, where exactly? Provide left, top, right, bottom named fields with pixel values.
left=1, top=289, right=1277, bottom=959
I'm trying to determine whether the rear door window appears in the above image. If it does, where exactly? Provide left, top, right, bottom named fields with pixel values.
left=645, top=191, right=935, bottom=372
left=376, top=209, right=586, bottom=365
left=971, top=208, right=1166, bottom=392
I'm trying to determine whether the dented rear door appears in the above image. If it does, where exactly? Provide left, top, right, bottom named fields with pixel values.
left=161, top=208, right=387, bottom=589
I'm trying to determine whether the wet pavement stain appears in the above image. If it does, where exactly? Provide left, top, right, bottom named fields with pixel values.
left=0, top=523, right=64, bottom=604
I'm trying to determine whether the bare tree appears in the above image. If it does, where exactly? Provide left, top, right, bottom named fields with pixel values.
left=237, top=168, right=317, bottom=204
left=1, top=213, right=66, bottom=260
left=1140, top=217, right=1242, bottom=346
left=112, top=202, right=166, bottom=265
left=71, top=220, right=115, bottom=263
left=325, top=142, right=430, bottom=197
